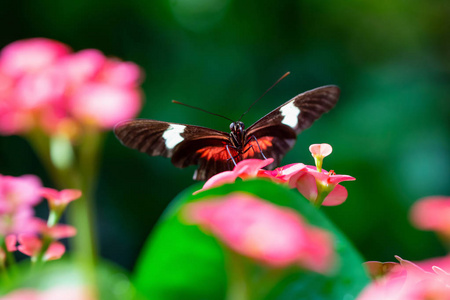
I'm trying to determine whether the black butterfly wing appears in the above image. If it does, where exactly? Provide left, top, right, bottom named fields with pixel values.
left=245, top=85, right=340, bottom=168
left=114, top=119, right=231, bottom=180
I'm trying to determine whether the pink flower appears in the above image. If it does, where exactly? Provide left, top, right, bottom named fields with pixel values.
left=309, top=143, right=333, bottom=158
left=195, top=158, right=275, bottom=194
left=357, top=256, right=450, bottom=300
left=195, top=144, right=355, bottom=207
left=0, top=174, right=43, bottom=236
left=98, top=59, right=142, bottom=87
left=17, top=234, right=65, bottom=261
left=0, top=38, right=143, bottom=135
left=59, top=49, right=106, bottom=86
left=0, top=174, right=43, bottom=212
left=259, top=163, right=307, bottom=183
left=0, top=38, right=70, bottom=78
left=70, top=83, right=141, bottom=128
left=35, top=219, right=77, bottom=239
left=5, top=234, right=17, bottom=251
left=183, top=193, right=335, bottom=273
left=309, top=143, right=332, bottom=173
left=410, top=196, right=450, bottom=239
left=288, top=166, right=355, bottom=206
left=40, top=187, right=81, bottom=210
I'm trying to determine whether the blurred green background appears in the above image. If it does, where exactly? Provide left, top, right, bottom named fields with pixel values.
left=0, top=0, right=448, bottom=270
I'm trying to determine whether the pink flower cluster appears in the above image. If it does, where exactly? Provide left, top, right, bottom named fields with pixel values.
left=183, top=193, right=335, bottom=273
left=358, top=196, right=450, bottom=299
left=358, top=256, right=450, bottom=299
left=0, top=174, right=80, bottom=263
left=196, top=144, right=355, bottom=206
left=0, top=38, right=143, bottom=136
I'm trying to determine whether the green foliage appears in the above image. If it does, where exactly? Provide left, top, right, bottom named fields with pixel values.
left=133, top=179, right=369, bottom=299
left=0, top=258, right=137, bottom=300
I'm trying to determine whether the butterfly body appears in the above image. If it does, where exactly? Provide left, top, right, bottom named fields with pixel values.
left=115, top=85, right=340, bottom=181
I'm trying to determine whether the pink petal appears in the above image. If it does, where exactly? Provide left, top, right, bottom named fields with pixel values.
left=415, top=255, right=450, bottom=273
left=322, top=184, right=348, bottom=206
left=309, top=143, right=332, bottom=157
left=0, top=174, right=43, bottom=210
left=41, top=188, right=82, bottom=206
left=195, top=171, right=239, bottom=194
left=0, top=38, right=71, bottom=78
left=60, top=49, right=106, bottom=85
left=261, top=163, right=306, bottom=182
left=14, top=67, right=66, bottom=109
left=17, top=234, right=42, bottom=257
left=5, top=234, right=17, bottom=251
left=290, top=172, right=318, bottom=202
left=307, top=169, right=355, bottom=185
left=44, top=241, right=65, bottom=261
left=195, top=159, right=274, bottom=194
left=98, top=60, right=142, bottom=87
left=410, top=196, right=450, bottom=236
left=70, top=83, right=142, bottom=129
left=44, top=224, right=77, bottom=239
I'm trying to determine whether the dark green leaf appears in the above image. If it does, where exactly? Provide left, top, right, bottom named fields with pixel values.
left=133, top=179, right=369, bottom=299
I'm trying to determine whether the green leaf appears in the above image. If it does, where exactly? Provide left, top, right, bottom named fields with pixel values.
left=133, top=179, right=370, bottom=300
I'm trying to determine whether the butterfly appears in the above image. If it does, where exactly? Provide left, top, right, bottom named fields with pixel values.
left=114, top=85, right=340, bottom=181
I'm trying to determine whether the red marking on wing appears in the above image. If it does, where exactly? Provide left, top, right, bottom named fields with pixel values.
left=197, top=144, right=237, bottom=161
left=195, top=136, right=274, bottom=161
left=242, top=136, right=274, bottom=159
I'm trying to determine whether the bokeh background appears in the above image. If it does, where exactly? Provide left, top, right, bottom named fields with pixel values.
left=0, top=0, right=448, bottom=271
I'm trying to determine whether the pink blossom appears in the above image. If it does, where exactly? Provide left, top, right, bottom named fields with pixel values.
left=14, top=66, right=66, bottom=110
left=0, top=174, right=43, bottom=212
left=357, top=256, right=450, bottom=300
left=259, top=163, right=307, bottom=183
left=98, top=59, right=142, bottom=87
left=195, top=156, right=354, bottom=207
left=60, top=49, right=106, bottom=86
left=5, top=234, right=17, bottom=251
left=309, top=143, right=332, bottom=158
left=70, top=83, right=141, bottom=128
left=0, top=38, right=143, bottom=135
left=410, top=196, right=450, bottom=239
left=17, top=234, right=65, bottom=261
left=288, top=166, right=355, bottom=206
left=35, top=219, right=77, bottom=239
left=0, top=174, right=43, bottom=236
left=40, top=187, right=81, bottom=209
left=183, top=193, right=335, bottom=273
left=0, top=38, right=70, bottom=78
left=195, top=159, right=275, bottom=194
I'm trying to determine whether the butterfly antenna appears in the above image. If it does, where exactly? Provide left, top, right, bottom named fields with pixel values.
left=172, top=100, right=234, bottom=122
left=238, top=72, right=290, bottom=121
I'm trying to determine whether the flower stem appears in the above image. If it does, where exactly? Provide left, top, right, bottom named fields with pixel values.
left=26, top=128, right=102, bottom=297
left=225, top=251, right=250, bottom=300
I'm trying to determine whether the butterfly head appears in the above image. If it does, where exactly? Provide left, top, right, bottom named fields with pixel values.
left=229, top=121, right=246, bottom=148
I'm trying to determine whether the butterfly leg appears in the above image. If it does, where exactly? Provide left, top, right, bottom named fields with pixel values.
left=225, top=144, right=238, bottom=166
left=247, top=135, right=268, bottom=160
